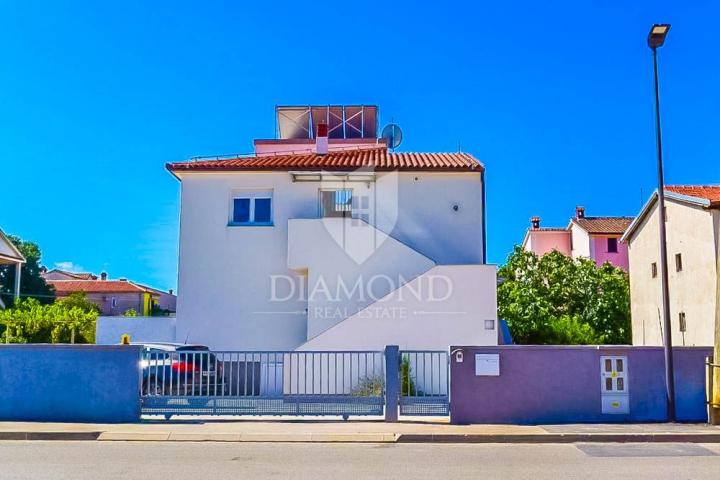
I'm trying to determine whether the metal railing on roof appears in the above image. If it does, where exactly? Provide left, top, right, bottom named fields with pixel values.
left=188, top=143, right=386, bottom=162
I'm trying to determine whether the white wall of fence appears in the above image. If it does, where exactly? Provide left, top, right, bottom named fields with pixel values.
left=96, top=316, right=176, bottom=345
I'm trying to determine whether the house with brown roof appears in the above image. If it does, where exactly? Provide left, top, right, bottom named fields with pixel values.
left=166, top=105, right=497, bottom=351
left=522, top=206, right=633, bottom=271
left=621, top=185, right=720, bottom=347
left=46, top=272, right=176, bottom=316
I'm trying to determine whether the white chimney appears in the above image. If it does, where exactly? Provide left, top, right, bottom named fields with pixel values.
left=316, top=123, right=328, bottom=155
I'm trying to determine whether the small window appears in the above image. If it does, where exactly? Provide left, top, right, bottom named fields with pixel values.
left=616, top=377, right=625, bottom=391
left=651, top=262, right=657, bottom=278
left=607, top=238, right=618, bottom=253
left=111, top=297, right=117, bottom=308
left=679, top=312, right=686, bottom=332
left=675, top=253, right=683, bottom=272
left=230, top=192, right=273, bottom=226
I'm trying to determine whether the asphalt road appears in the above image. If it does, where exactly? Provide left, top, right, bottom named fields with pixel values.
left=3, top=441, right=720, bottom=479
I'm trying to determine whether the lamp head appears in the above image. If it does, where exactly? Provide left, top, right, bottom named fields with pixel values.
left=648, top=24, right=670, bottom=49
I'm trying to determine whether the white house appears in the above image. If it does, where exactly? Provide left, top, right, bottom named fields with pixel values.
left=167, top=106, right=498, bottom=351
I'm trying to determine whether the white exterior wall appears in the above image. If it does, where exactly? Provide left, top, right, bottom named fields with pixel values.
left=96, top=316, right=176, bottom=345
left=288, top=218, right=435, bottom=339
left=296, top=265, right=498, bottom=351
left=174, top=170, right=487, bottom=350
left=628, top=200, right=718, bottom=346
left=570, top=223, right=590, bottom=259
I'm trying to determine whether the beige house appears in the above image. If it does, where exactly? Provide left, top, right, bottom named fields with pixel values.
left=622, top=185, right=720, bottom=347
left=0, top=228, right=25, bottom=308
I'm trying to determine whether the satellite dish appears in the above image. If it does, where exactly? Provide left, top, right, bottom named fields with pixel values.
left=381, top=123, right=403, bottom=149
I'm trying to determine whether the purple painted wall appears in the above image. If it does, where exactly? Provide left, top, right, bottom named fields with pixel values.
left=450, top=345, right=710, bottom=425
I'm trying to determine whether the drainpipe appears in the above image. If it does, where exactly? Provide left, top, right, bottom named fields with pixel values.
left=481, top=170, right=487, bottom=264
left=712, top=215, right=720, bottom=424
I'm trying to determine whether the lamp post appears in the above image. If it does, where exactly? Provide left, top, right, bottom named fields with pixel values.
left=648, top=23, right=675, bottom=422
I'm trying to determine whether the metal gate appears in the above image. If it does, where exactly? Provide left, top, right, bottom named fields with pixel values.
left=399, top=350, right=450, bottom=416
left=140, top=350, right=385, bottom=417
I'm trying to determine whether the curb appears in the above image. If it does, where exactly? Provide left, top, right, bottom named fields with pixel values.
left=95, top=432, right=400, bottom=443
left=2, top=431, right=720, bottom=444
left=397, top=433, right=720, bottom=444
left=0, top=432, right=101, bottom=441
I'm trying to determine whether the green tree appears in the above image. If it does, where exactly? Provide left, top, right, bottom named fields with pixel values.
left=0, top=297, right=98, bottom=344
left=498, top=247, right=631, bottom=345
left=400, top=356, right=419, bottom=396
left=56, top=292, right=101, bottom=314
left=0, top=235, right=54, bottom=307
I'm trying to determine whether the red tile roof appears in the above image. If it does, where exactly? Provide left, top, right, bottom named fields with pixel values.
left=666, top=185, right=720, bottom=205
left=167, top=147, right=483, bottom=173
left=49, top=280, right=150, bottom=294
left=571, top=217, right=633, bottom=234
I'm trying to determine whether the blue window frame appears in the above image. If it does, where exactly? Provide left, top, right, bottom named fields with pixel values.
left=254, top=198, right=272, bottom=223
left=233, top=198, right=251, bottom=223
left=230, top=194, right=273, bottom=226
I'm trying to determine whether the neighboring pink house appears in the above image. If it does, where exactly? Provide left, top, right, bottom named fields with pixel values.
left=522, top=207, right=633, bottom=271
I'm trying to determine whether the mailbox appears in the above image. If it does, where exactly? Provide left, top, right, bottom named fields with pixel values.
left=475, top=354, right=500, bottom=376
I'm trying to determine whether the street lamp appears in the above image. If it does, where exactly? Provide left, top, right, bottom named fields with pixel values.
left=648, top=23, right=675, bottom=422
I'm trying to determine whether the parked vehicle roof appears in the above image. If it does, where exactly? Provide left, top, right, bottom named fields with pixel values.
left=128, top=342, right=209, bottom=351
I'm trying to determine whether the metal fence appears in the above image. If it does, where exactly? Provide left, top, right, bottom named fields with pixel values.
left=140, top=350, right=385, bottom=417
left=399, top=350, right=450, bottom=416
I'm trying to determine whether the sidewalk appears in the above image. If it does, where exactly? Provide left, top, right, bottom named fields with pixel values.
left=1, top=417, right=720, bottom=443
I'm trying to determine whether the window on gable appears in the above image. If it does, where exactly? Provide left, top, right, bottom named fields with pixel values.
left=230, top=191, right=273, bottom=226
left=651, top=262, right=657, bottom=278
left=675, top=253, right=683, bottom=272
left=607, top=237, right=618, bottom=253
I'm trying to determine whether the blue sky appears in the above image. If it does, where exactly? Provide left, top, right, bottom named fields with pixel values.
left=2, top=1, right=718, bottom=291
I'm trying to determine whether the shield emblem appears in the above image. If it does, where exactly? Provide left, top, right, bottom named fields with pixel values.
left=319, top=168, right=399, bottom=265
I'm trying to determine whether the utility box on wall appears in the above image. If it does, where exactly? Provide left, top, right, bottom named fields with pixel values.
left=475, top=354, right=500, bottom=376
left=600, top=355, right=629, bottom=414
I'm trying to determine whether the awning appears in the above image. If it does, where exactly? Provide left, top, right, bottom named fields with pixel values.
left=289, top=171, right=376, bottom=182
